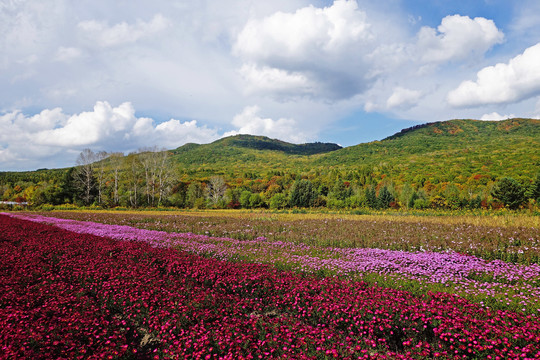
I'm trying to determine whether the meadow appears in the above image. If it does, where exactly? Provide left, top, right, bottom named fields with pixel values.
left=1, top=210, right=540, bottom=359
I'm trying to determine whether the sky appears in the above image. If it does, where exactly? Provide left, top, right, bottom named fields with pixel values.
left=1, top=0, right=540, bottom=171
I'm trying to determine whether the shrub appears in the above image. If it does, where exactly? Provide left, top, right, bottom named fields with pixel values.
left=269, top=193, right=288, bottom=209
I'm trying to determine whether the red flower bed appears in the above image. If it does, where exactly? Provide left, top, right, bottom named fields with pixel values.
left=1, top=214, right=540, bottom=359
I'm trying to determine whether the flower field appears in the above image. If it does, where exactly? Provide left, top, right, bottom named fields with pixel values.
left=8, top=212, right=540, bottom=314
left=26, top=210, right=540, bottom=264
left=2, top=212, right=540, bottom=359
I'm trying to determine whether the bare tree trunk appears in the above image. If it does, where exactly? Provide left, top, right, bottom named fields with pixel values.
left=109, top=153, right=124, bottom=206
left=75, top=149, right=97, bottom=205
left=139, top=148, right=155, bottom=207
left=138, top=147, right=172, bottom=207
left=109, top=153, right=123, bottom=206
left=124, top=154, right=142, bottom=208
left=95, top=151, right=108, bottom=205
left=208, top=176, right=227, bottom=205
left=155, top=149, right=173, bottom=206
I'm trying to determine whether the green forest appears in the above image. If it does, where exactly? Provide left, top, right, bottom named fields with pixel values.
left=1, top=118, right=539, bottom=211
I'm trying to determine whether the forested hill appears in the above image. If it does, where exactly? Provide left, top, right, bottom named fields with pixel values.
left=1, top=118, right=539, bottom=210
left=204, top=135, right=342, bottom=155
left=172, top=135, right=341, bottom=157
left=169, top=135, right=341, bottom=175
left=315, top=118, right=540, bottom=182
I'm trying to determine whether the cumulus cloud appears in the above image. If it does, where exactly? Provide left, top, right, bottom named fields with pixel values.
left=480, top=112, right=515, bottom=121
left=234, top=0, right=373, bottom=100
left=238, top=64, right=315, bottom=97
left=224, top=105, right=307, bottom=143
left=447, top=43, right=540, bottom=107
left=386, top=87, right=422, bottom=109
left=131, top=118, right=220, bottom=148
left=78, top=14, right=169, bottom=47
left=416, top=15, right=504, bottom=63
left=1, top=100, right=315, bottom=170
left=2, top=1, right=540, bottom=171
left=233, top=6, right=505, bottom=105
left=0, top=101, right=220, bottom=170
left=235, top=0, right=371, bottom=61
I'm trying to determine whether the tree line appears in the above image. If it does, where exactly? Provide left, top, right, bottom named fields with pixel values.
left=1, top=148, right=540, bottom=211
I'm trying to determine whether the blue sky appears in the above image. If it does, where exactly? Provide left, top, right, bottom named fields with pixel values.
left=1, top=0, right=540, bottom=170
left=401, top=0, right=512, bottom=27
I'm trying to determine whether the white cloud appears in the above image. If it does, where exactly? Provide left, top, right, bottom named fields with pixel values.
left=145, top=119, right=220, bottom=148
left=0, top=1, right=64, bottom=68
left=235, top=0, right=371, bottom=61
left=480, top=112, right=515, bottom=121
left=2, top=1, right=540, bottom=171
left=386, top=87, right=422, bottom=109
left=0, top=101, right=221, bottom=170
left=78, top=14, right=169, bottom=47
left=33, top=102, right=134, bottom=147
left=234, top=0, right=373, bottom=100
left=54, top=47, right=82, bottom=62
left=1, top=101, right=315, bottom=170
left=447, top=43, right=540, bottom=107
left=224, top=105, right=307, bottom=143
left=239, top=64, right=315, bottom=97
left=416, top=15, right=504, bottom=63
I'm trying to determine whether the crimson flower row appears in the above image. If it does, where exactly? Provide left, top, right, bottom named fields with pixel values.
left=1, top=214, right=539, bottom=359
left=6, top=213, right=540, bottom=312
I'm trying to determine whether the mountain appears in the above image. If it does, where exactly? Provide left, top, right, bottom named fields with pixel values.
left=1, top=118, right=539, bottom=188
left=169, top=135, right=341, bottom=176
left=207, top=135, right=342, bottom=155
left=2, top=118, right=539, bottom=209
left=314, top=118, right=540, bottom=182
left=168, top=119, right=539, bottom=181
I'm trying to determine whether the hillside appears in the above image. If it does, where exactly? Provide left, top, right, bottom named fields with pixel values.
left=315, top=118, right=540, bottom=183
left=208, top=135, right=342, bottom=155
left=1, top=118, right=539, bottom=209
left=170, top=135, right=341, bottom=176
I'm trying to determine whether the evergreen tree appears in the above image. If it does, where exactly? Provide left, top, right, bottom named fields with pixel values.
left=289, top=179, right=317, bottom=208
left=491, top=177, right=525, bottom=209
left=57, top=167, right=77, bottom=204
left=365, top=186, right=377, bottom=208
left=249, top=193, right=264, bottom=208
left=329, top=179, right=352, bottom=201
left=525, top=174, right=540, bottom=202
left=377, top=186, right=394, bottom=209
